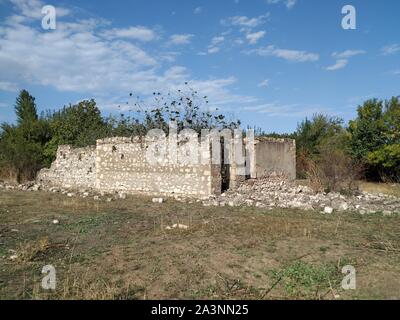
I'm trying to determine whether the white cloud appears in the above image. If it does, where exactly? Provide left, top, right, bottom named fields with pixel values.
left=0, top=6, right=257, bottom=111
left=102, top=26, right=156, bottom=42
left=242, top=102, right=331, bottom=117
left=266, top=0, right=298, bottom=9
left=9, top=0, right=70, bottom=20
left=200, top=36, right=225, bottom=55
left=234, top=38, right=244, bottom=45
left=163, top=66, right=189, bottom=80
left=194, top=7, right=202, bottom=14
left=381, top=44, right=400, bottom=56
left=326, top=59, right=348, bottom=71
left=248, top=45, right=319, bottom=62
left=258, top=79, right=270, bottom=88
left=285, top=0, right=297, bottom=8
left=221, top=13, right=270, bottom=28
left=168, top=34, right=194, bottom=45
left=211, top=36, right=224, bottom=45
left=332, top=50, right=366, bottom=59
left=0, top=22, right=158, bottom=93
left=0, top=81, right=19, bottom=92
left=159, top=51, right=180, bottom=62
left=326, top=49, right=365, bottom=71
left=207, top=46, right=220, bottom=54
left=246, top=31, right=266, bottom=44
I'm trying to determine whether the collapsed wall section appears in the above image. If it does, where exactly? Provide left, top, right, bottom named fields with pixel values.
left=95, top=137, right=220, bottom=197
left=37, top=145, right=96, bottom=189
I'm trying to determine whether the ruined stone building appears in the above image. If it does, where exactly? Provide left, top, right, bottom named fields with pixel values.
left=37, top=136, right=296, bottom=198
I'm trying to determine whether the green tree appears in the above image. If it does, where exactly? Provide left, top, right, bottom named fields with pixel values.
left=15, top=89, right=38, bottom=125
left=349, top=97, right=400, bottom=181
left=0, top=90, right=50, bottom=182
left=348, top=99, right=387, bottom=162
left=44, top=100, right=110, bottom=162
left=295, top=113, right=344, bottom=157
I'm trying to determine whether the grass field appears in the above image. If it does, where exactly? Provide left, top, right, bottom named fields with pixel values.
left=0, top=190, right=399, bottom=300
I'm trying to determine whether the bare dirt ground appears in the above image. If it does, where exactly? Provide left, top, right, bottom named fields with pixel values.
left=0, top=190, right=399, bottom=300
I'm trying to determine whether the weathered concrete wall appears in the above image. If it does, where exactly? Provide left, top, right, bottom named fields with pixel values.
left=253, top=138, right=296, bottom=180
left=95, top=137, right=220, bottom=197
left=37, top=145, right=96, bottom=189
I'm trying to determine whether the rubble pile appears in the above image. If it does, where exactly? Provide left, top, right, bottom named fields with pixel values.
left=1, top=178, right=399, bottom=215
left=202, top=177, right=400, bottom=215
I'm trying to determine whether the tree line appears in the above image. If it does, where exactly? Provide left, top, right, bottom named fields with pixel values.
left=257, top=96, right=400, bottom=189
left=0, top=89, right=399, bottom=185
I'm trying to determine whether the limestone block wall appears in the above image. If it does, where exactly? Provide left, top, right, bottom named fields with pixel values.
left=253, top=137, right=296, bottom=180
left=95, top=137, right=220, bottom=197
left=36, top=135, right=296, bottom=196
left=37, top=145, right=96, bottom=189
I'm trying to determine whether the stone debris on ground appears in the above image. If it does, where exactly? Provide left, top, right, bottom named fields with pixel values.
left=201, top=177, right=400, bottom=215
left=0, top=178, right=399, bottom=215
left=166, top=223, right=189, bottom=230
left=324, top=206, right=334, bottom=214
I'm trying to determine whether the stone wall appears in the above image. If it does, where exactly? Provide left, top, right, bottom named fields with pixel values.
left=36, top=136, right=296, bottom=197
left=95, top=137, right=220, bottom=197
left=37, top=145, right=96, bottom=189
left=253, top=137, right=296, bottom=180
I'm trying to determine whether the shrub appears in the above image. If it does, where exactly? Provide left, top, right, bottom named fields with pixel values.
left=305, top=134, right=363, bottom=194
left=367, top=144, right=400, bottom=182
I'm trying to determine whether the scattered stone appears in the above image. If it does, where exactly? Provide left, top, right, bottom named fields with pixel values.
left=106, top=198, right=113, bottom=202
left=94, top=195, right=100, bottom=201
left=166, top=223, right=189, bottom=230
left=324, top=207, right=334, bottom=214
left=338, top=202, right=349, bottom=212
left=152, top=198, right=164, bottom=204
left=383, top=210, right=392, bottom=217
left=205, top=177, right=400, bottom=215
left=67, top=193, right=74, bottom=197
left=52, top=219, right=59, bottom=225
left=9, top=254, right=18, bottom=261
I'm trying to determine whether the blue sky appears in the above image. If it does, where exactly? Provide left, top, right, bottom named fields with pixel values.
left=0, top=0, right=399, bottom=133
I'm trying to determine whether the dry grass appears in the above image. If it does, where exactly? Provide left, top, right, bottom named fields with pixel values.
left=359, top=181, right=400, bottom=198
left=0, top=190, right=399, bottom=300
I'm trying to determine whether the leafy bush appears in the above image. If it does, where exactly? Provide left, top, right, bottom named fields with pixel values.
left=349, top=97, right=400, bottom=181
left=294, top=114, right=344, bottom=179
left=367, top=144, right=400, bottom=182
